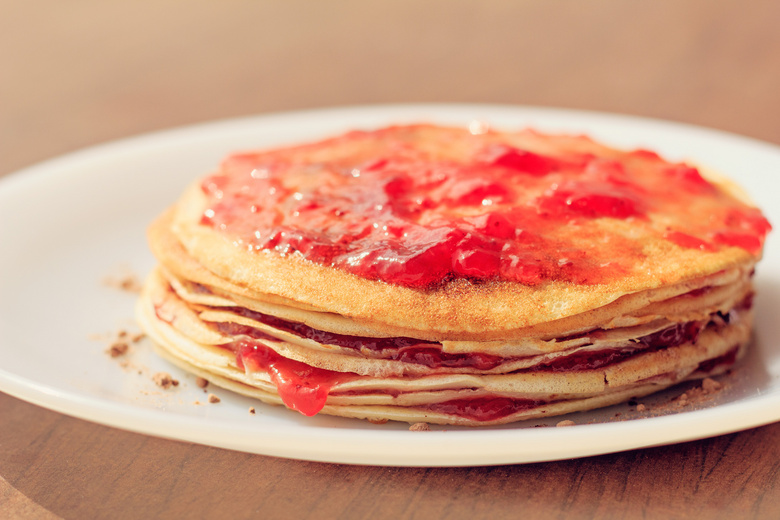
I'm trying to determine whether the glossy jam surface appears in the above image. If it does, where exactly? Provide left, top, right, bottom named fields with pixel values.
left=199, top=125, right=771, bottom=288
left=233, top=339, right=353, bottom=416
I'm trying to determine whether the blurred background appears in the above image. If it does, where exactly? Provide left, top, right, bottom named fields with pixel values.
left=2, top=0, right=779, bottom=176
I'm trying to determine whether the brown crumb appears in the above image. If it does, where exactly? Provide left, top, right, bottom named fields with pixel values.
left=702, top=377, right=722, bottom=394
left=195, top=377, right=209, bottom=389
left=367, top=418, right=389, bottom=425
left=207, top=393, right=221, bottom=403
left=409, top=422, right=430, bottom=431
left=103, top=328, right=145, bottom=360
left=107, top=341, right=129, bottom=358
left=249, top=407, right=256, bottom=414
left=153, top=372, right=179, bottom=389
left=104, top=273, right=143, bottom=293
left=626, top=377, right=727, bottom=418
left=556, top=420, right=576, bottom=427
left=120, top=277, right=142, bottom=292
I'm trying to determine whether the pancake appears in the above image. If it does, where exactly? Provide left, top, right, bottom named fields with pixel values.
left=136, top=123, right=770, bottom=425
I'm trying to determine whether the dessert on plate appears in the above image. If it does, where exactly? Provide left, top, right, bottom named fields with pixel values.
left=136, top=123, right=771, bottom=425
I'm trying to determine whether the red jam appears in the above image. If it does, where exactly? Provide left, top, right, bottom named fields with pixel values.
left=664, top=231, right=716, bottom=252
left=233, top=339, right=354, bottom=416
left=210, top=298, right=733, bottom=374
left=223, top=309, right=737, bottom=419
left=220, top=307, right=505, bottom=370
left=426, top=396, right=545, bottom=422
left=695, top=346, right=739, bottom=373
left=199, top=125, right=771, bottom=288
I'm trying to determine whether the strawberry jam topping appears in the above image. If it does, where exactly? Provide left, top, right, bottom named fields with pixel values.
left=199, top=125, right=770, bottom=288
left=664, top=231, right=717, bottom=252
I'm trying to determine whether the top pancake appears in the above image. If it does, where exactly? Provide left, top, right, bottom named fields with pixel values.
left=161, top=124, right=768, bottom=339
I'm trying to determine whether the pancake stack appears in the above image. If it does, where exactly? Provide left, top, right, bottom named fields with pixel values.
left=136, top=124, right=770, bottom=425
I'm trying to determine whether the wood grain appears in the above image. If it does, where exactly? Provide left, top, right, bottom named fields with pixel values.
left=2, top=392, right=779, bottom=519
left=0, top=475, right=61, bottom=520
left=2, top=1, right=779, bottom=518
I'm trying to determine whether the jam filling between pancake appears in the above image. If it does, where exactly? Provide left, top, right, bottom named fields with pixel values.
left=152, top=278, right=749, bottom=422
left=229, top=336, right=742, bottom=422
left=212, top=298, right=752, bottom=371
left=695, top=346, right=739, bottom=374
left=425, top=397, right=546, bottom=423
left=217, top=303, right=747, bottom=421
left=419, top=344, right=740, bottom=422
left=231, top=338, right=556, bottom=422
left=198, top=125, right=771, bottom=288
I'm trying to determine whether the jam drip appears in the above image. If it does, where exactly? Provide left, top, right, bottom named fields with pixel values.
left=234, top=339, right=353, bottom=416
left=198, top=125, right=772, bottom=288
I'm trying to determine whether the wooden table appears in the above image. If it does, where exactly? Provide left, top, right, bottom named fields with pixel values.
left=2, top=1, right=779, bottom=518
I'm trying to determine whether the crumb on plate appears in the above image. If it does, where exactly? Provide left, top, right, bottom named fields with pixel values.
left=107, top=341, right=129, bottom=358
left=153, top=372, right=179, bottom=389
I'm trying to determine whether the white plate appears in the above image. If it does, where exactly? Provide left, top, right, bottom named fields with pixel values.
left=1, top=104, right=778, bottom=467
